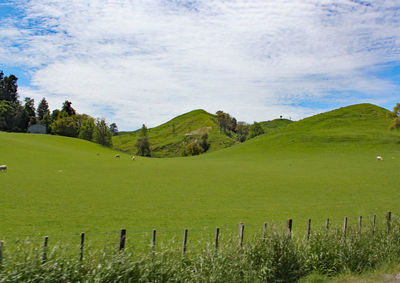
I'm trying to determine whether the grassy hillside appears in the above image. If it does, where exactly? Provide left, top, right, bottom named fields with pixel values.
left=259, top=118, right=293, bottom=133
left=112, top=109, right=236, bottom=157
left=1, top=103, right=400, bottom=249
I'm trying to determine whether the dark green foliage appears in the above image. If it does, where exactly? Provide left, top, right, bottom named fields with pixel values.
left=24, top=97, right=35, bottom=120
left=236, top=121, right=250, bottom=142
left=199, top=133, right=209, bottom=152
left=249, top=122, right=265, bottom=139
left=37, top=98, right=50, bottom=121
left=61, top=100, right=76, bottom=116
left=388, top=103, right=400, bottom=130
left=51, top=116, right=79, bottom=137
left=216, top=110, right=237, bottom=134
left=0, top=100, right=29, bottom=132
left=51, top=109, right=60, bottom=121
left=0, top=71, right=19, bottom=103
left=92, top=118, right=113, bottom=147
left=109, top=123, right=118, bottom=136
left=136, top=124, right=151, bottom=156
left=181, top=134, right=209, bottom=156
left=78, top=118, right=95, bottom=141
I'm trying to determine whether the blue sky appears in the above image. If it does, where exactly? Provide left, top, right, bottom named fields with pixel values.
left=0, top=0, right=399, bottom=130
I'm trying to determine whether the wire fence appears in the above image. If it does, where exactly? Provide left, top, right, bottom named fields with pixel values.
left=0, top=212, right=395, bottom=263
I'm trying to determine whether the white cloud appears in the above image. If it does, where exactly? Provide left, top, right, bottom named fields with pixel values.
left=1, top=0, right=400, bottom=130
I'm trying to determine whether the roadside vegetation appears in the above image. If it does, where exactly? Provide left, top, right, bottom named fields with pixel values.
left=2, top=217, right=400, bottom=282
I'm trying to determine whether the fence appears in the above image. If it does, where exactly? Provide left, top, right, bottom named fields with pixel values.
left=0, top=211, right=394, bottom=265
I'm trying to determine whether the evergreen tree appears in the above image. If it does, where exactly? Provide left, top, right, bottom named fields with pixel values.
left=61, top=100, right=76, bottom=116
left=37, top=98, right=50, bottom=121
left=0, top=72, right=19, bottom=103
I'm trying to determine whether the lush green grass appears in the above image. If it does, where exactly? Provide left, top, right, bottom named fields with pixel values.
left=2, top=218, right=400, bottom=282
left=1, top=103, right=400, bottom=249
left=112, top=109, right=236, bottom=157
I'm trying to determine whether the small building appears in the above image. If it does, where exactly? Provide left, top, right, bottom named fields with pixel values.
left=27, top=124, right=47, bottom=134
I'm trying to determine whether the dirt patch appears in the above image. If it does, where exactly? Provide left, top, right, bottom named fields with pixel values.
left=184, top=126, right=212, bottom=136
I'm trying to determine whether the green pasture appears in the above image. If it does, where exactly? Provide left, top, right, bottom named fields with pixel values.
left=1, top=103, right=400, bottom=250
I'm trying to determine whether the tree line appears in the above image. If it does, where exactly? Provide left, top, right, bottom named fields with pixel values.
left=216, top=110, right=265, bottom=142
left=0, top=71, right=117, bottom=147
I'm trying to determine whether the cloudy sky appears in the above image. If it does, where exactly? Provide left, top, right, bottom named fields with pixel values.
left=0, top=0, right=399, bottom=130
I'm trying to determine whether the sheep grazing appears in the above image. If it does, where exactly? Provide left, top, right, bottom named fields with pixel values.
left=131, top=156, right=136, bottom=161
left=115, top=154, right=120, bottom=158
left=0, top=165, right=7, bottom=172
left=377, top=156, right=383, bottom=161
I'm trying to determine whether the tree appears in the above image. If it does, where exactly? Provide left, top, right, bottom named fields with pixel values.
left=0, top=72, right=19, bottom=104
left=216, top=110, right=237, bottom=134
left=24, top=97, right=36, bottom=125
left=109, top=123, right=118, bottom=136
left=181, top=140, right=204, bottom=156
left=199, top=133, right=209, bottom=152
left=248, top=122, right=265, bottom=139
left=51, top=116, right=79, bottom=137
left=61, top=100, right=76, bottom=116
left=37, top=98, right=50, bottom=120
left=388, top=103, right=400, bottom=130
left=236, top=121, right=250, bottom=142
left=0, top=100, right=29, bottom=132
left=92, top=118, right=113, bottom=147
left=136, top=124, right=151, bottom=156
left=78, top=118, right=95, bottom=141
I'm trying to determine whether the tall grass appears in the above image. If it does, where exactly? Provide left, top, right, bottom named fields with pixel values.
left=2, top=218, right=400, bottom=282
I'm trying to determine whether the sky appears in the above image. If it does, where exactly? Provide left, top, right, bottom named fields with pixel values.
left=0, top=0, right=399, bottom=131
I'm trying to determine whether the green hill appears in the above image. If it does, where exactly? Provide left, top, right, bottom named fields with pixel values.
left=1, top=103, right=399, bottom=247
left=112, top=109, right=236, bottom=157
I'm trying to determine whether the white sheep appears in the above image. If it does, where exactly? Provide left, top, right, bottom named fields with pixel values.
left=0, top=165, right=7, bottom=172
left=131, top=156, right=135, bottom=160
left=377, top=156, right=383, bottom=161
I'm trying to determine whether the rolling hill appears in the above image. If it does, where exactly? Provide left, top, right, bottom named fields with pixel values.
left=112, top=109, right=293, bottom=157
left=1, top=103, right=399, bottom=248
left=113, top=109, right=236, bottom=157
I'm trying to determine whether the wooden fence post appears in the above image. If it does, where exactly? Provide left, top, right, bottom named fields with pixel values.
left=307, top=219, right=311, bottom=240
left=343, top=217, right=348, bottom=236
left=182, top=229, right=188, bottom=256
left=372, top=214, right=376, bottom=233
left=152, top=229, right=156, bottom=255
left=119, top=229, right=126, bottom=251
left=0, top=241, right=3, bottom=266
left=287, top=219, right=293, bottom=236
left=215, top=227, right=220, bottom=250
left=80, top=232, right=85, bottom=262
left=386, top=212, right=392, bottom=232
left=263, top=222, right=267, bottom=240
left=325, top=218, right=329, bottom=233
left=42, top=236, right=48, bottom=264
left=358, top=216, right=362, bottom=233
left=238, top=223, right=244, bottom=247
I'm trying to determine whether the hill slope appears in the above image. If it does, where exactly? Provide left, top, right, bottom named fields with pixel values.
left=113, top=109, right=236, bottom=157
left=1, top=103, right=399, bottom=246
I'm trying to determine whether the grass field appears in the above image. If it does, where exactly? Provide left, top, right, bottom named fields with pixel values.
left=1, top=103, right=400, bottom=250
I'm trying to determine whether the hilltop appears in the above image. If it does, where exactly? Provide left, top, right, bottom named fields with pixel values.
left=113, top=109, right=235, bottom=157
left=113, top=109, right=292, bottom=157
